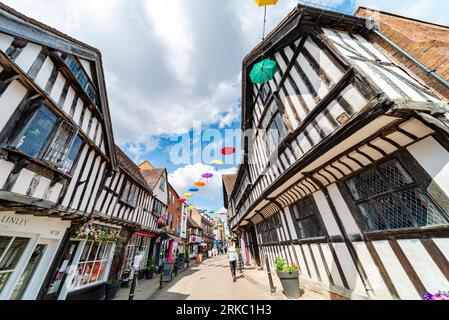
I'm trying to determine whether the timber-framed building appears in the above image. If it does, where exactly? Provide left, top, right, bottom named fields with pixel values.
left=0, top=3, right=164, bottom=300
left=225, top=4, right=449, bottom=300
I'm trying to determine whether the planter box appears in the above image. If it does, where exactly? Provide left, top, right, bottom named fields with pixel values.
left=105, top=283, right=120, bottom=300
left=144, top=269, right=155, bottom=279
left=277, top=270, right=301, bottom=299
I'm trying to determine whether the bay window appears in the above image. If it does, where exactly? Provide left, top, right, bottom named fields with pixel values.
left=12, top=104, right=84, bottom=175
left=71, top=241, right=115, bottom=290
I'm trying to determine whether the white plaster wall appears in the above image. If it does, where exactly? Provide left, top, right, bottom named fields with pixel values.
left=407, top=136, right=449, bottom=197
left=34, top=57, right=54, bottom=89
left=49, top=73, right=65, bottom=102
left=11, top=168, right=34, bottom=195
left=0, top=159, right=14, bottom=187
left=14, top=42, right=41, bottom=73
left=333, top=242, right=367, bottom=296
left=0, top=80, right=27, bottom=131
left=327, top=183, right=361, bottom=236
left=313, top=190, right=342, bottom=236
left=372, top=240, right=421, bottom=300
left=0, top=33, right=13, bottom=51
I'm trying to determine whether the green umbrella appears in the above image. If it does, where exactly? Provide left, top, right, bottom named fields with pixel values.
left=250, top=59, right=277, bottom=84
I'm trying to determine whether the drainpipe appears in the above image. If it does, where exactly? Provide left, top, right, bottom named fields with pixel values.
left=366, top=19, right=449, bottom=90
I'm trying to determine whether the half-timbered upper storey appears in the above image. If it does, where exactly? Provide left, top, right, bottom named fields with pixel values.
left=0, top=3, right=116, bottom=218
left=94, top=147, right=161, bottom=235
left=230, top=4, right=449, bottom=230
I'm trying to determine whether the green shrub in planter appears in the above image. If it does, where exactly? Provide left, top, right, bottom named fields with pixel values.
left=144, top=260, right=157, bottom=279
left=274, top=258, right=301, bottom=299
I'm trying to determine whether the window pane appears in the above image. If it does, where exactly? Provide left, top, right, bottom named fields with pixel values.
left=0, top=236, right=12, bottom=259
left=0, top=237, right=29, bottom=271
left=43, top=122, right=78, bottom=171
left=88, top=242, right=100, bottom=261
left=79, top=242, right=92, bottom=262
left=16, top=106, right=57, bottom=157
left=399, top=189, right=449, bottom=227
left=374, top=195, right=415, bottom=230
left=0, top=273, right=12, bottom=294
left=10, top=244, right=47, bottom=300
left=379, top=160, right=414, bottom=188
left=121, top=181, right=131, bottom=203
left=347, top=169, right=390, bottom=201
left=60, top=135, right=83, bottom=174
left=357, top=202, right=389, bottom=232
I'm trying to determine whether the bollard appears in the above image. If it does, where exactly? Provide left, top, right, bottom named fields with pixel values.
left=159, top=264, right=164, bottom=289
left=265, top=255, right=276, bottom=293
left=128, top=271, right=138, bottom=300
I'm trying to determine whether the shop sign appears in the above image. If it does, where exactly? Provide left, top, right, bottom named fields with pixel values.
left=0, top=212, right=70, bottom=240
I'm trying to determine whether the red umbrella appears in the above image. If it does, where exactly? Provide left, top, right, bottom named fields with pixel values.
left=221, top=147, right=236, bottom=155
left=178, top=198, right=186, bottom=203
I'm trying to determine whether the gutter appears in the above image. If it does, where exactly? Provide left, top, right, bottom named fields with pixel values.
left=366, top=19, right=449, bottom=90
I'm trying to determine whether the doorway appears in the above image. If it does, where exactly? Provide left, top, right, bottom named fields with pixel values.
left=249, top=226, right=261, bottom=267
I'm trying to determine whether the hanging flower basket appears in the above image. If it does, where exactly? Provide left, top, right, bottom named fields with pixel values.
left=73, top=224, right=121, bottom=242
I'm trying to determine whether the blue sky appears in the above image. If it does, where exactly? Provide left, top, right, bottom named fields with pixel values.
left=4, top=0, right=447, bottom=216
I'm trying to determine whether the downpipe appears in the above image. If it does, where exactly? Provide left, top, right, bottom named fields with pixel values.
left=366, top=19, right=449, bottom=90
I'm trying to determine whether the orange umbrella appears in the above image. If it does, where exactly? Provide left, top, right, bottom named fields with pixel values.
left=194, top=181, right=206, bottom=187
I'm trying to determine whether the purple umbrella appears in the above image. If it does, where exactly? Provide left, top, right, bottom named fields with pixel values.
left=201, top=173, right=214, bottom=179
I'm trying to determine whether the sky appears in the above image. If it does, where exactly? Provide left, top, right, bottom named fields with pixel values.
left=4, top=0, right=448, bottom=215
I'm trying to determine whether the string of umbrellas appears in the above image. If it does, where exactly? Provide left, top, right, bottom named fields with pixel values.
left=177, top=147, right=236, bottom=218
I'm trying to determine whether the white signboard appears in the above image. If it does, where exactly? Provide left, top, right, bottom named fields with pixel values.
left=0, top=212, right=70, bottom=240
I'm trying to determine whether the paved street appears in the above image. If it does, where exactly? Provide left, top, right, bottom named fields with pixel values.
left=151, top=255, right=275, bottom=300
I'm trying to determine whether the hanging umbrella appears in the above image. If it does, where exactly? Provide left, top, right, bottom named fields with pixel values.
left=188, top=205, right=196, bottom=210
left=211, top=160, right=224, bottom=165
left=178, top=198, right=186, bottom=203
left=183, top=193, right=193, bottom=198
left=194, top=181, right=206, bottom=187
left=189, top=187, right=200, bottom=192
left=255, top=0, right=278, bottom=6
left=221, top=147, right=236, bottom=156
left=250, top=59, right=277, bottom=84
left=202, top=173, right=214, bottom=179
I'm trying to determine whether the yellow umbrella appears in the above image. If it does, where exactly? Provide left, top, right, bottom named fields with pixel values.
left=211, top=160, right=224, bottom=165
left=255, top=0, right=278, bottom=6
left=183, top=193, right=193, bottom=198
left=188, top=205, right=196, bottom=210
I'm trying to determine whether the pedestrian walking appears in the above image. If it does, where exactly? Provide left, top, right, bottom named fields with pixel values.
left=227, top=241, right=238, bottom=282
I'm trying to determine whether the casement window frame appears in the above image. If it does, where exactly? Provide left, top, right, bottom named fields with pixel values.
left=119, top=179, right=139, bottom=208
left=339, top=150, right=449, bottom=235
left=288, top=195, right=328, bottom=240
left=63, top=54, right=97, bottom=104
left=5, top=102, right=84, bottom=176
left=159, top=176, right=166, bottom=192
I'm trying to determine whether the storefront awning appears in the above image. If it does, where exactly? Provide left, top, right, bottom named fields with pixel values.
left=134, top=231, right=157, bottom=238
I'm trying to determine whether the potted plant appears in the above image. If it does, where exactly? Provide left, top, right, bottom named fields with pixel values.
left=144, top=260, right=157, bottom=279
left=121, top=267, right=131, bottom=288
left=275, top=258, right=301, bottom=299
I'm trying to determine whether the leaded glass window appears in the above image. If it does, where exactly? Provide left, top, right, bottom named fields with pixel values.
left=290, top=196, right=327, bottom=239
left=345, top=159, right=449, bottom=232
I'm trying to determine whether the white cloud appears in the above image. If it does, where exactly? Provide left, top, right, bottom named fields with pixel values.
left=168, top=163, right=237, bottom=202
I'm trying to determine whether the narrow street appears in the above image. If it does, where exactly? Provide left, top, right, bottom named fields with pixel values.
left=152, top=255, right=274, bottom=300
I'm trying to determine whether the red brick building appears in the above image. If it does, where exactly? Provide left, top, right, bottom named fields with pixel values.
left=356, top=7, right=449, bottom=100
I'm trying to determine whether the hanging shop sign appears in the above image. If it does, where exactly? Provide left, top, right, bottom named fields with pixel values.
left=134, top=232, right=157, bottom=238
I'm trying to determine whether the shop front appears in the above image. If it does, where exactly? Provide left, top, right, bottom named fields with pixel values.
left=188, top=235, right=202, bottom=260
left=40, top=221, right=121, bottom=300
left=0, top=211, right=70, bottom=300
left=122, top=231, right=157, bottom=279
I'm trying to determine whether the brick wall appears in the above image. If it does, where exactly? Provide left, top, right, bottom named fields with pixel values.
left=356, top=7, right=449, bottom=101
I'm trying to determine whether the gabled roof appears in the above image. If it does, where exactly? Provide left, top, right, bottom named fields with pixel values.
left=187, top=216, right=202, bottom=230
left=0, top=3, right=117, bottom=168
left=222, top=174, right=237, bottom=197
left=114, top=146, right=151, bottom=192
left=140, top=167, right=166, bottom=190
